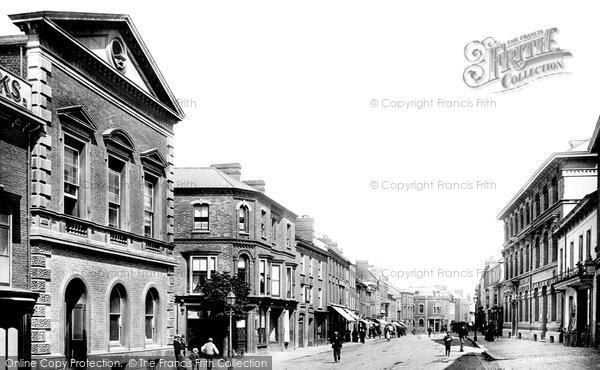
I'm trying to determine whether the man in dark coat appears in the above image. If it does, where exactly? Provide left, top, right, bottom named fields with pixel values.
left=330, top=331, right=343, bottom=363
left=173, top=335, right=186, bottom=370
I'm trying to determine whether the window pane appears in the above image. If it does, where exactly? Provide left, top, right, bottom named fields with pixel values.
left=64, top=146, right=79, bottom=185
left=0, top=227, right=8, bottom=257
left=145, top=293, right=154, bottom=315
left=108, top=170, right=121, bottom=204
left=144, top=181, right=154, bottom=211
left=109, top=315, right=119, bottom=341
left=199, top=258, right=207, bottom=271
left=109, top=205, right=119, bottom=228
left=0, top=213, right=9, bottom=225
left=208, top=257, right=215, bottom=271
left=72, top=307, right=84, bottom=340
left=145, top=317, right=153, bottom=340
left=110, top=290, right=121, bottom=313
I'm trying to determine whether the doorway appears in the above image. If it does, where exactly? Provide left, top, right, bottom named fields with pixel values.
left=65, top=279, right=87, bottom=366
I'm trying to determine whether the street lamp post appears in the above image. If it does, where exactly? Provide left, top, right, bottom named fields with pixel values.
left=226, top=291, right=236, bottom=360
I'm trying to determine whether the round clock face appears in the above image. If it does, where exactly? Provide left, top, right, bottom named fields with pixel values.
left=109, top=38, right=127, bottom=73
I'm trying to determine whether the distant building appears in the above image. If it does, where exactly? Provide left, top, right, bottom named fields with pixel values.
left=295, top=215, right=329, bottom=347
left=412, top=285, right=453, bottom=333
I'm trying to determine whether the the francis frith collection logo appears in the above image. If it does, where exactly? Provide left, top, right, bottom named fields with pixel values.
left=463, top=28, right=572, bottom=92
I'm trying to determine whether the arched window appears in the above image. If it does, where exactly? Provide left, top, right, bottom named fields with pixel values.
left=193, top=203, right=209, bottom=230
left=534, top=193, right=540, bottom=217
left=419, top=304, right=424, bottom=313
left=238, top=205, right=249, bottom=233
left=419, top=318, right=425, bottom=327
left=109, top=285, right=126, bottom=345
left=237, top=255, right=249, bottom=282
left=145, top=289, right=158, bottom=342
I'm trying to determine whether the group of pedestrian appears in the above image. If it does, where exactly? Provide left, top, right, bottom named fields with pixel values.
left=173, top=335, right=220, bottom=370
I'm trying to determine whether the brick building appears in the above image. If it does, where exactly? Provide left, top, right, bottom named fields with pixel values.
left=173, top=164, right=299, bottom=354
left=554, top=190, right=597, bottom=346
left=413, top=286, right=453, bottom=333
left=2, top=11, right=184, bottom=361
left=0, top=46, right=45, bottom=364
left=294, top=216, right=329, bottom=347
left=321, top=236, right=358, bottom=337
left=498, top=140, right=596, bottom=343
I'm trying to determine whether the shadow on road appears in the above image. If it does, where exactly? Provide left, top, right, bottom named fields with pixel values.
left=429, top=337, right=477, bottom=348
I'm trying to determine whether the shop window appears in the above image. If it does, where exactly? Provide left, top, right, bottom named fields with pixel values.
left=257, top=308, right=267, bottom=344
left=191, top=256, right=216, bottom=293
left=193, top=203, right=209, bottom=231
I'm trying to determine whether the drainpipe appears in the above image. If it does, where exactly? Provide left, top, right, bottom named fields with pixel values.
left=19, top=45, right=24, bottom=77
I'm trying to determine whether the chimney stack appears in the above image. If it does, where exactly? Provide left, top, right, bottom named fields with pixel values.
left=295, top=215, right=314, bottom=241
left=244, top=180, right=266, bottom=193
left=211, top=163, right=242, bottom=180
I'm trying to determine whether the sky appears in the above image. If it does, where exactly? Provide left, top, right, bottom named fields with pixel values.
left=2, top=1, right=599, bottom=297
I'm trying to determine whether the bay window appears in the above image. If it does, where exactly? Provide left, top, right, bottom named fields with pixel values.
left=271, top=264, right=281, bottom=297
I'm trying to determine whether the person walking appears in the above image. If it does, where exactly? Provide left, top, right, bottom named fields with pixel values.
left=458, top=324, right=467, bottom=352
left=427, top=327, right=432, bottom=338
left=385, top=326, right=391, bottom=341
left=443, top=331, right=453, bottom=357
left=189, top=348, right=201, bottom=370
left=330, top=331, right=343, bottom=363
left=359, top=327, right=366, bottom=344
left=201, top=338, right=220, bottom=370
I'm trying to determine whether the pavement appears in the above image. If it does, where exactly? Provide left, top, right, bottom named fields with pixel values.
left=472, top=337, right=600, bottom=369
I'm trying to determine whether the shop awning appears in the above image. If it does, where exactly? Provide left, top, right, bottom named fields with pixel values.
left=330, top=305, right=356, bottom=322
left=392, top=321, right=407, bottom=328
left=343, top=308, right=360, bottom=321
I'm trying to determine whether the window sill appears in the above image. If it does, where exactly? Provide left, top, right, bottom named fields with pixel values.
left=191, top=230, right=210, bottom=234
left=261, top=236, right=267, bottom=241
left=239, top=232, right=250, bottom=236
